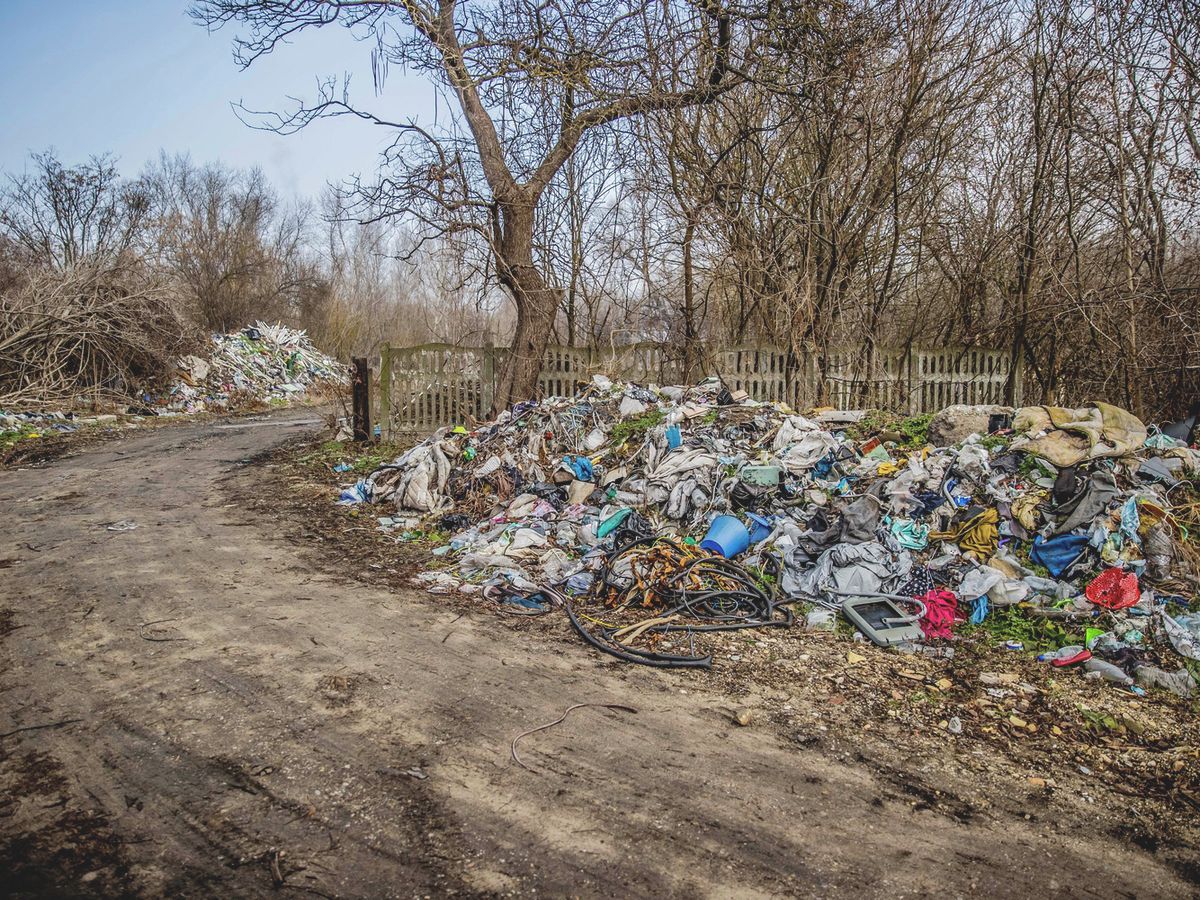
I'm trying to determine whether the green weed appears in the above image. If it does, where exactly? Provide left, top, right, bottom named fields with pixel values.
left=964, top=605, right=1082, bottom=654
left=610, top=409, right=665, bottom=445
left=898, top=413, right=934, bottom=448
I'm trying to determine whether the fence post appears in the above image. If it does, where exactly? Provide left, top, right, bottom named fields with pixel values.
left=803, top=347, right=818, bottom=409
left=907, top=350, right=917, bottom=416
left=480, top=331, right=495, bottom=417
left=378, top=345, right=392, bottom=441
left=352, top=356, right=372, bottom=443
left=1009, top=348, right=1025, bottom=406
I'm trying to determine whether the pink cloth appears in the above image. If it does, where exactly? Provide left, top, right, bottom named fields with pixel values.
left=919, top=589, right=958, bottom=640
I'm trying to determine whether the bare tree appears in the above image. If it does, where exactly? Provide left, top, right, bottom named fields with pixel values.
left=191, top=0, right=747, bottom=411
left=0, top=151, right=150, bottom=271
left=142, top=154, right=321, bottom=332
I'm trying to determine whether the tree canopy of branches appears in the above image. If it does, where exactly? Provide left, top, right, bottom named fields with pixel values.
left=0, top=152, right=149, bottom=271
left=143, top=154, right=321, bottom=333
left=192, top=0, right=750, bottom=411
left=4, top=0, right=1197, bottom=419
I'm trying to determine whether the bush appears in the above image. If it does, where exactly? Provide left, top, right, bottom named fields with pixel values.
left=0, top=266, right=193, bottom=409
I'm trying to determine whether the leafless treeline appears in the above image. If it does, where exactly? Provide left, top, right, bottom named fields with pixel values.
left=4, top=0, right=1198, bottom=417
left=188, top=0, right=1198, bottom=419
left=0, top=150, right=494, bottom=404
left=538, top=0, right=1200, bottom=419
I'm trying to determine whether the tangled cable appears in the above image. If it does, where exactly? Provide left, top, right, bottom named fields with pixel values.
left=565, top=537, right=794, bottom=668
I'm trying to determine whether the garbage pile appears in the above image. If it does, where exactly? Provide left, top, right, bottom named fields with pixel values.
left=340, top=376, right=1200, bottom=692
left=164, top=323, right=345, bottom=412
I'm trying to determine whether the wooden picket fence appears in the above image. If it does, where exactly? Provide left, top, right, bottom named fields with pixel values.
left=375, top=341, right=1021, bottom=437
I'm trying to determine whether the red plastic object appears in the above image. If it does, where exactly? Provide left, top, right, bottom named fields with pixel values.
left=1085, top=568, right=1140, bottom=610
left=1051, top=649, right=1092, bottom=667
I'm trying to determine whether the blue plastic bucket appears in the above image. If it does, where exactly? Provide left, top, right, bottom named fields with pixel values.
left=701, top=515, right=750, bottom=558
left=746, top=513, right=772, bottom=543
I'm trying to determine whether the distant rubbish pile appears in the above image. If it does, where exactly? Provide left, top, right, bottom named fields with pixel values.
left=339, top=375, right=1200, bottom=692
left=166, top=323, right=345, bottom=412
left=2, top=323, right=345, bottom=456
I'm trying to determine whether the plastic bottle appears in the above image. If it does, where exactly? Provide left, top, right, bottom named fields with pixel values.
left=1134, top=666, right=1197, bottom=699
left=1082, top=658, right=1134, bottom=685
left=1037, top=645, right=1085, bottom=663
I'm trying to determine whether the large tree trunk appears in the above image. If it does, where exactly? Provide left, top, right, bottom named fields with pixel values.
left=491, top=193, right=560, bottom=413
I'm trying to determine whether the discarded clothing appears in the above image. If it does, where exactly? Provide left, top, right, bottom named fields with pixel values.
left=1012, top=403, right=1147, bottom=467
left=1030, top=533, right=1090, bottom=578
left=931, top=508, right=999, bottom=561
left=919, top=589, right=958, bottom=640
left=1053, top=470, right=1119, bottom=535
left=890, top=518, right=931, bottom=550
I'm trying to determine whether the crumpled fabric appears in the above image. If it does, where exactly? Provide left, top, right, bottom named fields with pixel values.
left=539, top=548, right=582, bottom=582
left=457, top=552, right=537, bottom=590
left=1144, top=430, right=1182, bottom=450
left=919, top=589, right=958, bottom=640
left=987, top=575, right=1030, bottom=606
left=505, top=493, right=542, bottom=519
left=479, top=527, right=548, bottom=558
left=375, top=441, right=453, bottom=512
left=788, top=541, right=912, bottom=599
left=988, top=547, right=1030, bottom=578
left=774, top=416, right=840, bottom=474
left=665, top=477, right=711, bottom=520
left=646, top=447, right=716, bottom=483
left=993, top=501, right=1027, bottom=540
left=644, top=448, right=718, bottom=519
left=931, top=508, right=999, bottom=561
left=1011, top=403, right=1147, bottom=467
left=898, top=567, right=935, bottom=597
left=1164, top=447, right=1200, bottom=472
left=890, top=518, right=930, bottom=550
left=885, top=455, right=950, bottom=516
left=957, top=565, right=1004, bottom=601
left=955, top=443, right=991, bottom=481
left=1137, top=456, right=1181, bottom=488
left=1029, top=533, right=1090, bottom=578
left=839, top=495, right=882, bottom=543
left=1053, top=470, right=1118, bottom=535
left=969, top=595, right=989, bottom=624
left=1008, top=489, right=1046, bottom=532
left=781, top=515, right=842, bottom=570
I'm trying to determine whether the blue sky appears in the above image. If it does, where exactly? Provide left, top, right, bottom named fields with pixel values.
left=0, top=0, right=436, bottom=198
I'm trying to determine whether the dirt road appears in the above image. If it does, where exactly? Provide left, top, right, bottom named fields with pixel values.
left=1, top=410, right=1194, bottom=897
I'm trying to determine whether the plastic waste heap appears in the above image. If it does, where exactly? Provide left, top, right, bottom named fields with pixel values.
left=338, top=375, right=1200, bottom=688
